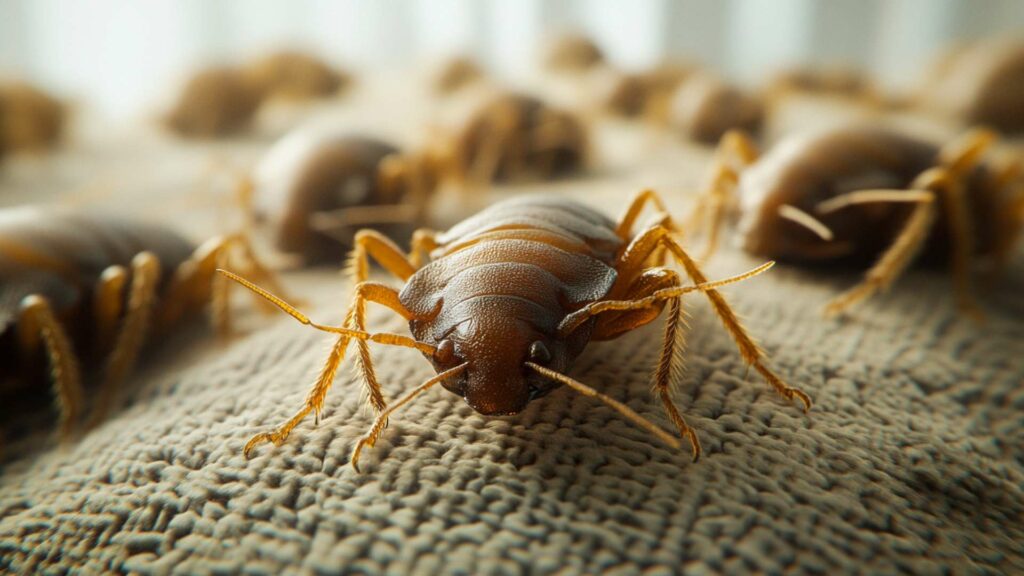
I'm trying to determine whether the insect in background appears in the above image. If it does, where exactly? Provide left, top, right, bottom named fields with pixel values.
left=430, top=56, right=486, bottom=96
left=222, top=190, right=810, bottom=470
left=596, top=62, right=693, bottom=120
left=0, top=81, right=66, bottom=160
left=452, top=93, right=589, bottom=186
left=915, top=38, right=1024, bottom=134
left=222, top=130, right=450, bottom=266
left=244, top=50, right=351, bottom=103
left=666, top=72, right=765, bottom=145
left=543, top=33, right=605, bottom=73
left=765, top=65, right=878, bottom=103
left=164, top=67, right=265, bottom=138
left=687, top=125, right=1023, bottom=317
left=164, top=50, right=351, bottom=139
left=0, top=206, right=285, bottom=440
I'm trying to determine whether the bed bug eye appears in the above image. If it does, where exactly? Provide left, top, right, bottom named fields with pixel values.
left=528, top=341, right=551, bottom=364
left=434, top=339, right=456, bottom=365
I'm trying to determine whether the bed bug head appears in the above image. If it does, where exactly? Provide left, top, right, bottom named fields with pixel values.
left=429, top=314, right=570, bottom=416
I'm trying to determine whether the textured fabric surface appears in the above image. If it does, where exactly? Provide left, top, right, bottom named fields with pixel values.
left=2, top=233, right=1023, bottom=574
left=1, top=88, right=1023, bottom=574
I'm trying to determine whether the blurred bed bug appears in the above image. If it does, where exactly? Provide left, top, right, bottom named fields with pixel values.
left=544, top=33, right=605, bottom=73
left=687, top=125, right=1023, bottom=317
left=598, top=62, right=693, bottom=119
left=430, top=56, right=485, bottom=96
left=244, top=50, right=351, bottom=102
left=452, top=93, right=589, bottom=186
left=0, top=206, right=285, bottom=439
left=668, top=73, right=765, bottom=145
left=223, top=190, right=810, bottom=469
left=766, top=65, right=875, bottom=101
left=0, top=81, right=66, bottom=159
left=164, top=66, right=265, bottom=138
left=237, top=128, right=450, bottom=265
left=916, top=38, right=1024, bottom=134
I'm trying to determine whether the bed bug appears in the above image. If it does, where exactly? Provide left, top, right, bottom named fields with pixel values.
left=598, top=62, right=693, bottom=119
left=239, top=129, right=449, bottom=265
left=244, top=50, right=351, bottom=102
left=766, top=65, right=875, bottom=100
left=452, top=93, right=588, bottom=185
left=222, top=190, right=810, bottom=469
left=668, top=73, right=765, bottom=145
left=916, top=38, right=1024, bottom=134
left=0, top=206, right=284, bottom=439
left=544, top=33, right=605, bottom=73
left=164, top=67, right=265, bottom=138
left=687, top=125, right=1023, bottom=317
left=430, top=56, right=485, bottom=96
left=0, top=81, right=66, bottom=159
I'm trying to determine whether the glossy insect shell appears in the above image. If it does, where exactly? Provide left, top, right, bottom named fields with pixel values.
left=454, top=94, right=587, bottom=183
left=165, top=67, right=263, bottom=138
left=397, top=197, right=624, bottom=415
left=257, top=133, right=403, bottom=263
left=0, top=82, right=65, bottom=155
left=670, top=74, right=763, bottom=144
left=244, top=51, right=349, bottom=101
left=0, top=207, right=194, bottom=411
left=736, top=126, right=1007, bottom=264
left=921, top=39, right=1024, bottom=133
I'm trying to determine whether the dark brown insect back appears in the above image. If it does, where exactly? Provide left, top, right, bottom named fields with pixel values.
left=599, top=63, right=693, bottom=119
left=452, top=93, right=588, bottom=185
left=689, top=125, right=1023, bottom=317
left=251, top=130, right=447, bottom=265
left=223, top=190, right=811, bottom=470
left=917, top=38, right=1024, bottom=134
left=244, top=50, right=351, bottom=102
left=544, top=33, right=605, bottom=72
left=0, top=81, right=66, bottom=158
left=668, top=73, right=765, bottom=145
left=431, top=56, right=485, bottom=95
left=164, top=67, right=264, bottom=138
left=767, top=65, right=874, bottom=100
left=0, top=206, right=285, bottom=440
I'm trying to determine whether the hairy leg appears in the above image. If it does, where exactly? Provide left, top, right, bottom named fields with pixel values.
left=88, top=253, right=162, bottom=428
left=18, top=295, right=83, bottom=438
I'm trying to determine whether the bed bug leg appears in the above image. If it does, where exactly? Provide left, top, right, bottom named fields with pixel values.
left=342, top=230, right=425, bottom=415
left=557, top=243, right=799, bottom=456
left=17, top=295, right=84, bottom=439
left=938, top=128, right=996, bottom=178
left=409, top=229, right=440, bottom=268
left=93, top=264, right=129, bottom=355
left=616, top=188, right=680, bottom=239
left=88, top=252, right=162, bottom=428
left=611, top=224, right=810, bottom=410
left=219, top=270, right=428, bottom=456
left=158, top=233, right=288, bottom=334
left=344, top=229, right=419, bottom=286
left=351, top=363, right=467, bottom=471
left=686, top=130, right=759, bottom=260
left=653, top=297, right=701, bottom=460
left=817, top=167, right=981, bottom=318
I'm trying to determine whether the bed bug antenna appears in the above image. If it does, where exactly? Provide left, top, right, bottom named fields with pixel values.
left=525, top=362, right=688, bottom=455
left=778, top=204, right=834, bottom=241
left=217, top=269, right=437, bottom=355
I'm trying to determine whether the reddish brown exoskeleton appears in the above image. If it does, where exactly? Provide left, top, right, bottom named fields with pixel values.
left=688, top=126, right=1023, bottom=317
left=0, top=206, right=284, bottom=439
left=223, top=191, right=810, bottom=470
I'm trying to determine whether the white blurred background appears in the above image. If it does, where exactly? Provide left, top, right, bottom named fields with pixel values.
left=0, top=0, right=1021, bottom=119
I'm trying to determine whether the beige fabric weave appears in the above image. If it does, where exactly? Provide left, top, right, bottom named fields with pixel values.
left=1, top=83, right=1022, bottom=574
left=2, top=241, right=1022, bottom=574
